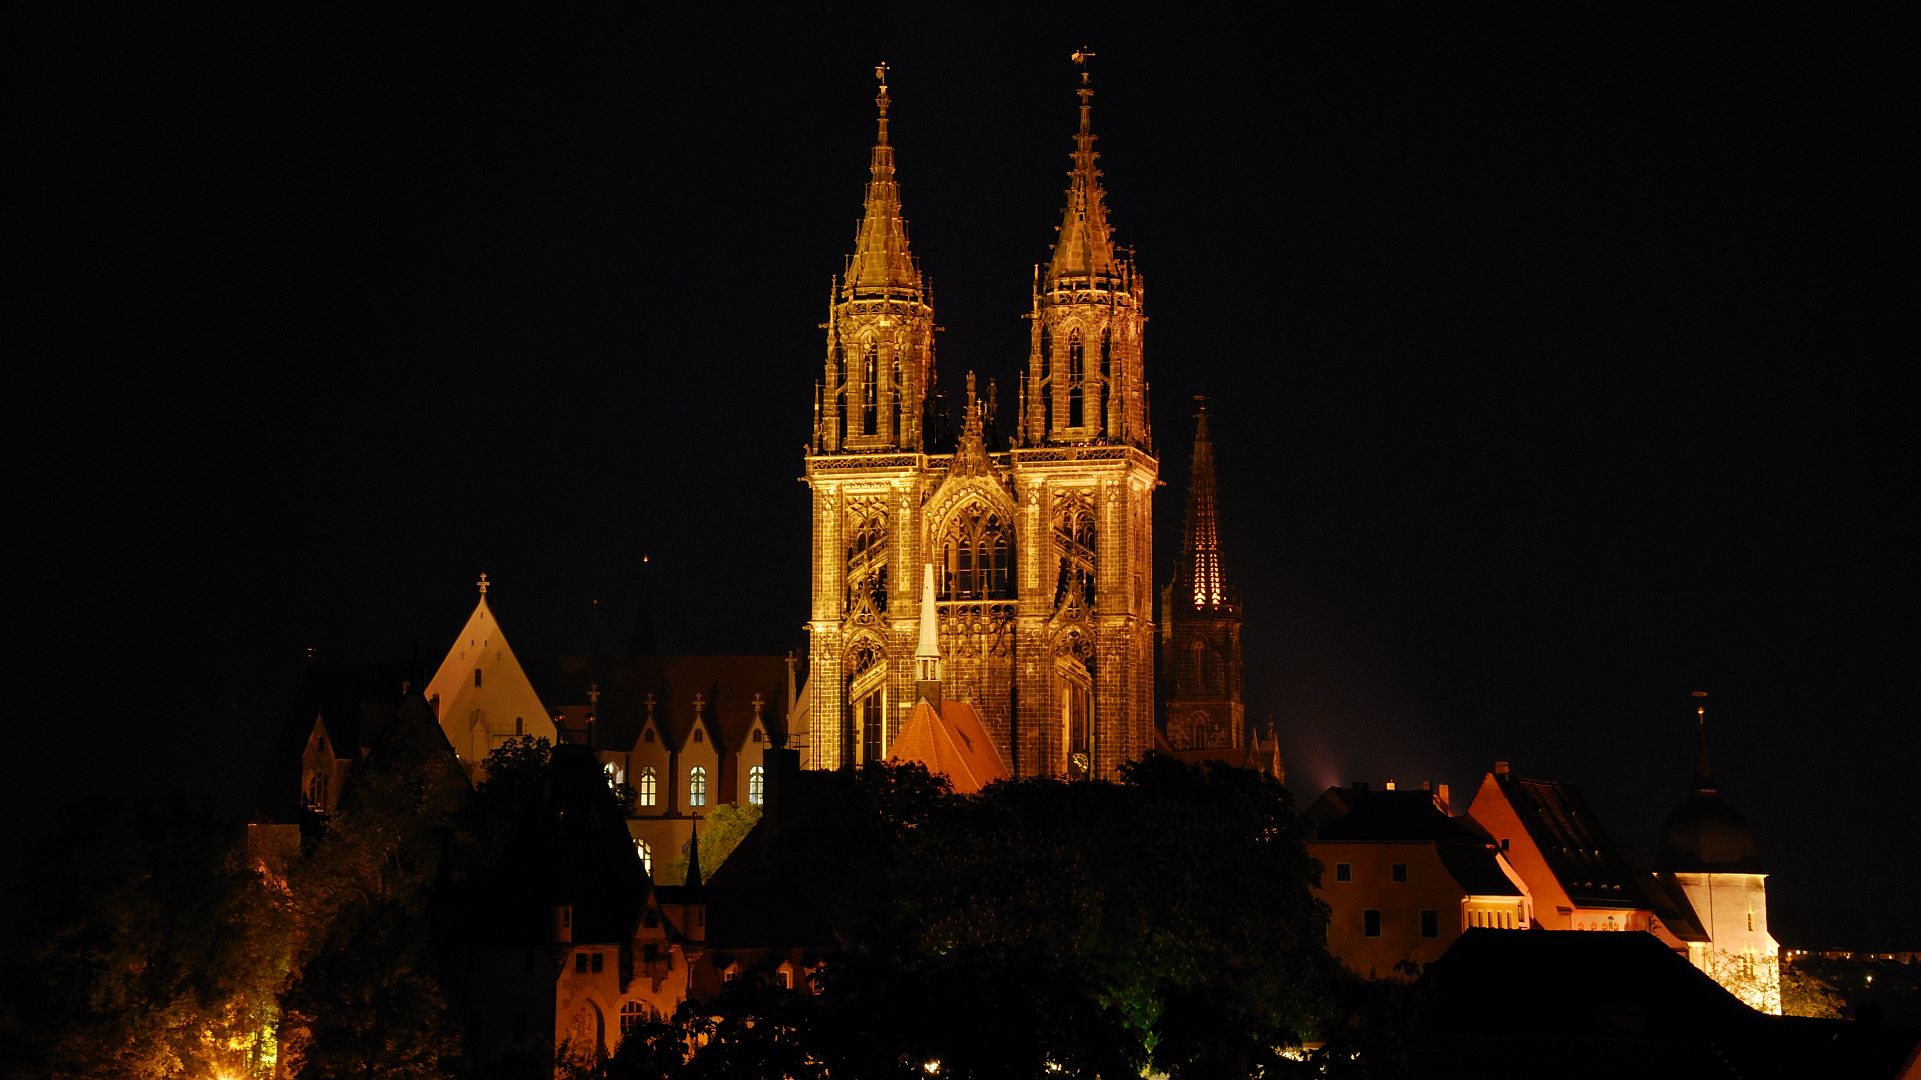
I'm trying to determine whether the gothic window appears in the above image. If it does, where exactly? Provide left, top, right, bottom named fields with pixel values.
left=749, top=765, right=765, bottom=805
left=1053, top=495, right=1097, bottom=610
left=1057, top=654, right=1092, bottom=778
left=940, top=504, right=1013, bottom=600
left=634, top=838, right=652, bottom=875
left=860, top=340, right=879, bottom=436
left=603, top=762, right=624, bottom=788
left=1038, top=326, right=1054, bottom=429
left=846, top=510, right=888, bottom=614
left=638, top=767, right=657, bottom=807
left=1067, top=330, right=1085, bottom=428
left=693, top=728, right=704, bottom=744
left=688, top=767, right=707, bottom=808
left=1098, top=326, right=1112, bottom=433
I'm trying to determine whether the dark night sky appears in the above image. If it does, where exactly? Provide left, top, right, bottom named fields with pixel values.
left=9, top=10, right=1914, bottom=937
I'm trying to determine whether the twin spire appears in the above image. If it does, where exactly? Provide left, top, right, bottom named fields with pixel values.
left=845, top=62, right=922, bottom=301
left=1047, top=48, right=1121, bottom=290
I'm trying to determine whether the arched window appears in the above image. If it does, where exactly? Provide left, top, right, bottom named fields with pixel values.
left=620, top=1000, right=647, bottom=1037
left=1067, top=330, right=1085, bottom=428
left=1038, top=326, right=1053, bottom=429
left=860, top=343, right=879, bottom=436
left=643, top=728, right=655, bottom=743
left=633, top=838, right=652, bottom=876
left=1098, top=327, right=1112, bottom=434
left=941, top=505, right=1013, bottom=600
left=1052, top=495, right=1097, bottom=609
left=688, top=766, right=707, bottom=808
left=638, top=767, right=657, bottom=807
left=603, top=761, right=623, bottom=788
left=749, top=765, right=765, bottom=806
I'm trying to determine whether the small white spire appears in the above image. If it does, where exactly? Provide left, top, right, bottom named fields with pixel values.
left=915, top=563, right=941, bottom=695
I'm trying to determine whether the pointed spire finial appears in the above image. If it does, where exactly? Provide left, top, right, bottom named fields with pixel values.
left=1048, top=48, right=1117, bottom=290
left=476, top=572, right=489, bottom=597
left=1691, top=690, right=1716, bottom=792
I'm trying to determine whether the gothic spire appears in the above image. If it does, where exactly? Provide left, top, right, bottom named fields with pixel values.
left=1178, top=399, right=1228, bottom=610
left=914, top=563, right=942, bottom=705
left=1047, top=48, right=1119, bottom=290
left=847, top=62, right=921, bottom=300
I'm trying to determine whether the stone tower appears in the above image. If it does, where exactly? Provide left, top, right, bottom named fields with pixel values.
left=802, top=59, right=1158, bottom=780
left=1159, top=402, right=1245, bottom=751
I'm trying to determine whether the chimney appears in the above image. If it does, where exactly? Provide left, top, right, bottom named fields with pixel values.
left=1494, top=760, right=1511, bottom=778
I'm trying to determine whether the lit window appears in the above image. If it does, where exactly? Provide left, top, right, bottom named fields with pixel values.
left=689, top=767, right=707, bottom=807
left=723, top=967, right=738, bottom=984
left=1363, top=910, right=1382, bottom=938
left=635, top=838, right=652, bottom=875
left=1335, top=863, right=1351, bottom=883
left=604, top=762, right=623, bottom=789
left=1421, top=910, right=1439, bottom=938
left=779, top=968, right=793, bottom=989
left=620, top=1001, right=646, bottom=1036
left=639, top=767, right=657, bottom=807
left=1391, top=863, right=1408, bottom=883
left=749, top=765, right=765, bottom=806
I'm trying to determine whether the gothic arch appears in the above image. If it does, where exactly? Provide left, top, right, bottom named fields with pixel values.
left=927, top=479, right=1018, bottom=598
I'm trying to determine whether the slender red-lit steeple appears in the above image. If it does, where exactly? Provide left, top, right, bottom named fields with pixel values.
left=1178, top=399, right=1227, bottom=610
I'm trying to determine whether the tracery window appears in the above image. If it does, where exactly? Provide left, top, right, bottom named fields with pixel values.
left=638, top=766, right=657, bottom=807
left=688, top=766, right=707, bottom=808
left=860, top=339, right=879, bottom=436
left=634, top=838, right=652, bottom=876
left=749, top=765, right=765, bottom=805
left=846, top=509, right=888, bottom=614
left=1053, top=494, right=1097, bottom=610
left=1067, top=330, right=1085, bottom=428
left=940, top=504, right=1013, bottom=600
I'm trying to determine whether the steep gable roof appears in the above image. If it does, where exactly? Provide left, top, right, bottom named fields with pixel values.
left=425, top=587, right=556, bottom=763
left=887, top=699, right=1010, bottom=795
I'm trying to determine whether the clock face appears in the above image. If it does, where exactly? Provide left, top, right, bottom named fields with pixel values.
left=1070, top=751, right=1090, bottom=777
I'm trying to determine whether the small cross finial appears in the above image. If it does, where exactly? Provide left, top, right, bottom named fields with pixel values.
left=874, top=61, right=891, bottom=119
left=476, top=572, right=489, bottom=596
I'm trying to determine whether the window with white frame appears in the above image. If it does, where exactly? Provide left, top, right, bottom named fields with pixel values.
left=638, top=766, right=657, bottom=807
left=749, top=765, right=765, bottom=805
left=689, top=766, right=707, bottom=807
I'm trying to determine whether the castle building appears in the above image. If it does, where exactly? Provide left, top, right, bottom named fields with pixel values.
left=802, top=62, right=1158, bottom=780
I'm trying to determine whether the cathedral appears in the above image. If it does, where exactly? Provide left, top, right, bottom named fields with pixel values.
left=801, top=62, right=1159, bottom=780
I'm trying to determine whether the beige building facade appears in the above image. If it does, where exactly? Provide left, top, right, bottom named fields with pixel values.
left=802, top=65, right=1158, bottom=781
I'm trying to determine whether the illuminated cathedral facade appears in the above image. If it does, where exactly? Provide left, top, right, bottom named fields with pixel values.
left=801, top=63, right=1158, bottom=779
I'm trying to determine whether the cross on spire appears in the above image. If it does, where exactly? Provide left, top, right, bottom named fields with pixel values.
left=476, top=572, right=489, bottom=596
